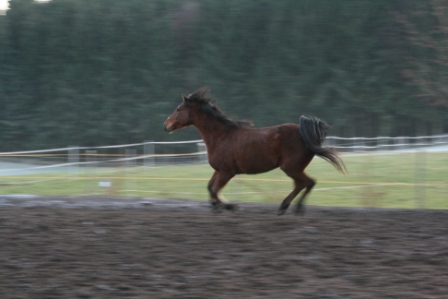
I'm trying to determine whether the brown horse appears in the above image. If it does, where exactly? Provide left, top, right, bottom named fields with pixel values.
left=164, top=87, right=345, bottom=215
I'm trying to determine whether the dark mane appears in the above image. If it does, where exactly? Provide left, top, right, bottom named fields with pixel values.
left=186, top=87, right=253, bottom=128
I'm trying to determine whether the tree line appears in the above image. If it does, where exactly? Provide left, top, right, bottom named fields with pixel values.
left=0, top=0, right=447, bottom=151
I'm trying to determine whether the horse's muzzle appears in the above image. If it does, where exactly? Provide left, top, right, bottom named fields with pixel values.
left=163, top=122, right=174, bottom=133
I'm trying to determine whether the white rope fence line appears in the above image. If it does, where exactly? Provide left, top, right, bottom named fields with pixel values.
left=1, top=134, right=447, bottom=155
left=0, top=178, right=57, bottom=185
left=119, top=182, right=444, bottom=196
left=119, top=185, right=366, bottom=196
left=326, top=134, right=448, bottom=149
left=0, top=139, right=204, bottom=155
left=327, top=133, right=448, bottom=140
left=333, top=140, right=448, bottom=149
left=0, top=152, right=208, bottom=174
left=0, top=134, right=447, bottom=175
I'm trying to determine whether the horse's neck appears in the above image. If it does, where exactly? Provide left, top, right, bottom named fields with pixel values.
left=194, top=117, right=233, bottom=153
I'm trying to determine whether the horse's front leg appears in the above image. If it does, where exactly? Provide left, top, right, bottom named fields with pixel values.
left=207, top=171, right=236, bottom=212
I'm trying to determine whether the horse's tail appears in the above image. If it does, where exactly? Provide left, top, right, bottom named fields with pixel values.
left=299, top=115, right=346, bottom=173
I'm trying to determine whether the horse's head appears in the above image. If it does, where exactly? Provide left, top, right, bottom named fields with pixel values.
left=164, top=94, right=196, bottom=133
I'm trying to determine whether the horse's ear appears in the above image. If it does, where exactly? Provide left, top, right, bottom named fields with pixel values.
left=182, top=94, right=188, bottom=102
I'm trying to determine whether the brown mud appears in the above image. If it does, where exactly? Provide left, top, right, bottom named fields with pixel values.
left=0, top=196, right=447, bottom=298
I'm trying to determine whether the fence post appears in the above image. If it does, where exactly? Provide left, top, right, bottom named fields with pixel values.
left=378, top=138, right=387, bottom=152
left=394, top=137, right=401, bottom=151
left=415, top=150, right=426, bottom=209
left=125, top=149, right=137, bottom=196
left=359, top=138, right=365, bottom=152
left=144, top=141, right=155, bottom=168
left=68, top=146, right=79, bottom=178
left=85, top=150, right=98, bottom=195
left=197, top=142, right=207, bottom=163
left=67, top=146, right=79, bottom=196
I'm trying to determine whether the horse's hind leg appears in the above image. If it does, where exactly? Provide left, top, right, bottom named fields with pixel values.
left=295, top=177, right=316, bottom=215
left=278, top=170, right=315, bottom=215
left=207, top=171, right=236, bottom=212
left=277, top=185, right=303, bottom=215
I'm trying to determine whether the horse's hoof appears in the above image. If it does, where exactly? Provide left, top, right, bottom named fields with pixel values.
left=277, top=203, right=289, bottom=216
left=213, top=210, right=223, bottom=214
left=224, top=203, right=238, bottom=212
left=277, top=209, right=286, bottom=216
left=210, top=203, right=237, bottom=213
left=294, top=204, right=305, bottom=216
left=210, top=201, right=222, bottom=213
left=211, top=206, right=223, bottom=213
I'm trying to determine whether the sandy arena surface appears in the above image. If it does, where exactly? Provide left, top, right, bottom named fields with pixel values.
left=0, top=196, right=447, bottom=298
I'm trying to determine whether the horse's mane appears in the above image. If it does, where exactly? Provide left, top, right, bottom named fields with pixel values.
left=186, top=87, right=253, bottom=128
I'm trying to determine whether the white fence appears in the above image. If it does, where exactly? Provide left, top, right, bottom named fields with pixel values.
left=326, top=134, right=448, bottom=151
left=0, top=134, right=447, bottom=176
left=0, top=139, right=205, bottom=176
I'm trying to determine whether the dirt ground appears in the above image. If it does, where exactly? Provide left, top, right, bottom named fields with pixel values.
left=0, top=196, right=447, bottom=298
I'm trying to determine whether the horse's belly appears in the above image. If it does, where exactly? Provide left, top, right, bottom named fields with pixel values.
left=236, top=155, right=278, bottom=174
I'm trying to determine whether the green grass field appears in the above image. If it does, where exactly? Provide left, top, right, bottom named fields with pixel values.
left=1, top=152, right=447, bottom=209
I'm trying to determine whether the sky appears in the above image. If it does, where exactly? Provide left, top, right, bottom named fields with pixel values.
left=0, top=0, right=51, bottom=11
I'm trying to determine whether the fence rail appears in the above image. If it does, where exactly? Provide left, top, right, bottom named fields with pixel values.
left=1, top=134, right=447, bottom=174
left=326, top=134, right=448, bottom=151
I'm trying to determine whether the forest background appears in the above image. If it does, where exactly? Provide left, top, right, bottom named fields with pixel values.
left=0, top=0, right=447, bottom=152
